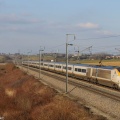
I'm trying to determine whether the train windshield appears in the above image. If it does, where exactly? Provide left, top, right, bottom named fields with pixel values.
left=117, top=67, right=120, bottom=72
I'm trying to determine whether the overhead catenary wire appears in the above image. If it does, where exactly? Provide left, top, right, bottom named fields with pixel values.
left=76, top=34, right=120, bottom=41
left=45, top=34, right=120, bottom=52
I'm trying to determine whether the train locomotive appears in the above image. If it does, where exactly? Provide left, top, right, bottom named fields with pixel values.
left=22, top=61, right=120, bottom=89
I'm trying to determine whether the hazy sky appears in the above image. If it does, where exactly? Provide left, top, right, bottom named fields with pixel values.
left=0, top=0, right=120, bottom=54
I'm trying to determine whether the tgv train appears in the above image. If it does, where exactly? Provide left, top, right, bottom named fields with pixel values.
left=22, top=61, right=120, bottom=89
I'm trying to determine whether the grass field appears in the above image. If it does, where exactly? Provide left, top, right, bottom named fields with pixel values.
left=24, top=55, right=120, bottom=66
left=78, top=59, right=120, bottom=66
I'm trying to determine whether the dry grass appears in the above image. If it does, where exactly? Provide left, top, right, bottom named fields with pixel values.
left=0, top=63, right=107, bottom=120
left=83, top=60, right=120, bottom=66
left=102, top=62, right=120, bottom=66
left=31, top=95, right=106, bottom=120
left=86, top=61, right=120, bottom=66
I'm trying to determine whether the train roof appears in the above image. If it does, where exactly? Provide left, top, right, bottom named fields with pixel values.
left=74, top=64, right=119, bottom=69
left=93, top=65, right=118, bottom=69
left=47, top=62, right=120, bottom=70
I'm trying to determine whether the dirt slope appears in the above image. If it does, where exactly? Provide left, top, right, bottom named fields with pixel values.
left=0, top=64, right=107, bottom=120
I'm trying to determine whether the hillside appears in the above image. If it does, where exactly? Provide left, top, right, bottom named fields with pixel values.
left=0, top=64, right=106, bottom=120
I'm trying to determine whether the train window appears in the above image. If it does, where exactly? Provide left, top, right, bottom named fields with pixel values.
left=44, top=64, right=48, bottom=66
left=55, top=65, right=61, bottom=68
left=68, top=67, right=72, bottom=70
left=49, top=65, right=53, bottom=67
left=82, top=69, right=86, bottom=73
left=75, top=68, right=77, bottom=71
left=63, top=66, right=66, bottom=69
left=78, top=69, right=81, bottom=72
left=59, top=66, right=61, bottom=68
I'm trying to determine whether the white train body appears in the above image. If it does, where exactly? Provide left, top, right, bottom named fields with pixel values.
left=22, top=61, right=120, bottom=89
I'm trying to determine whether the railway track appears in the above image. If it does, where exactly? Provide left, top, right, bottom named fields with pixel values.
left=23, top=65, right=120, bottom=102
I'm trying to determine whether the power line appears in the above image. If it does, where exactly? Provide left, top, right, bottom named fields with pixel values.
left=43, top=34, right=120, bottom=53
left=93, top=45, right=120, bottom=49
left=76, top=34, right=120, bottom=41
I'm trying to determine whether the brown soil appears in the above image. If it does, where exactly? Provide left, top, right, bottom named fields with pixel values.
left=0, top=63, right=107, bottom=120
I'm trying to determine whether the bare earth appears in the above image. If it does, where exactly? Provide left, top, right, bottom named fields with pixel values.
left=0, top=63, right=106, bottom=120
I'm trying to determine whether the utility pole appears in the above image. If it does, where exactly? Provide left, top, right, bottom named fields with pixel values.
left=21, top=53, right=23, bottom=67
left=39, top=47, right=44, bottom=79
left=27, top=51, right=32, bottom=73
left=66, top=34, right=75, bottom=93
left=74, top=45, right=80, bottom=63
left=54, top=49, right=59, bottom=62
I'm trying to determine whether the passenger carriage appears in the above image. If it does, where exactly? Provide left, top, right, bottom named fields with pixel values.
left=54, top=62, right=63, bottom=73
left=73, top=64, right=90, bottom=80
left=22, top=61, right=120, bottom=89
left=48, top=62, right=55, bottom=71
left=43, top=62, right=49, bottom=70
left=62, top=64, right=73, bottom=75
